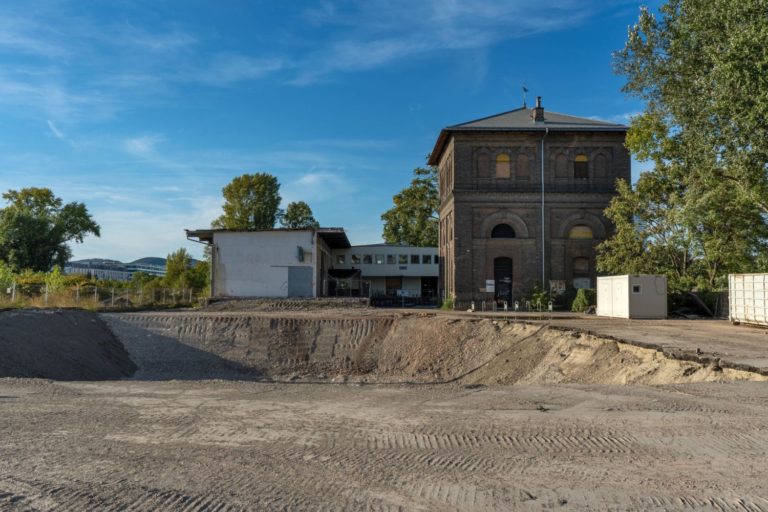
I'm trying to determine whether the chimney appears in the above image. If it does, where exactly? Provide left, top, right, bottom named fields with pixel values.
left=532, top=96, right=545, bottom=122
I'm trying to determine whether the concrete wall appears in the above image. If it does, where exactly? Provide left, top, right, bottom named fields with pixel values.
left=211, top=231, right=317, bottom=298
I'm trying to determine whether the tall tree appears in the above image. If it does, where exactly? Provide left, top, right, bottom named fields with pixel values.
left=213, top=173, right=281, bottom=230
left=164, top=248, right=192, bottom=288
left=598, top=0, right=768, bottom=291
left=0, top=187, right=100, bottom=272
left=381, top=166, right=438, bottom=247
left=281, top=201, right=320, bottom=229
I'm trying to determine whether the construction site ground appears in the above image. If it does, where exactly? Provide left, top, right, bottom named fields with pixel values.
left=2, top=306, right=768, bottom=510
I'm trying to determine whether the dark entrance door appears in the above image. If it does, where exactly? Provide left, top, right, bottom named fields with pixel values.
left=494, top=257, right=513, bottom=303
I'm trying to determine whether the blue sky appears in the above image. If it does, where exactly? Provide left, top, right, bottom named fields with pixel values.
left=0, top=0, right=658, bottom=261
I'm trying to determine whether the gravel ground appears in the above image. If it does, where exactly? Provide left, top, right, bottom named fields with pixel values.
left=2, top=379, right=768, bottom=511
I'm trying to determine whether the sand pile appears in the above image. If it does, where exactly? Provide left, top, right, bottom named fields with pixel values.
left=0, top=309, right=136, bottom=380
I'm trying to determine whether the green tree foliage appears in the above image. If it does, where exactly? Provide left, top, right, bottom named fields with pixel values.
left=213, top=173, right=281, bottom=230
left=381, top=166, right=438, bottom=247
left=0, top=187, right=100, bottom=272
left=162, top=248, right=209, bottom=292
left=281, top=201, right=320, bottom=229
left=598, top=1, right=768, bottom=291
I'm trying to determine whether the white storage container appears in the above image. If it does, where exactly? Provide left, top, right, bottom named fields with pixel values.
left=729, top=274, right=768, bottom=327
left=597, top=275, right=667, bottom=319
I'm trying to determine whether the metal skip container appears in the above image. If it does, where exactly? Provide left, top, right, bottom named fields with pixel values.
left=729, top=274, right=768, bottom=327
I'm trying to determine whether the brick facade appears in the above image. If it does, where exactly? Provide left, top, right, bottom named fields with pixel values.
left=431, top=106, right=630, bottom=304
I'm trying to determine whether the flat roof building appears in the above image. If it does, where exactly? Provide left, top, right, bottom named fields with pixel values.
left=186, top=227, right=350, bottom=298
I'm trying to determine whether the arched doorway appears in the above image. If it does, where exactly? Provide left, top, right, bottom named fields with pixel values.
left=494, top=257, right=513, bottom=304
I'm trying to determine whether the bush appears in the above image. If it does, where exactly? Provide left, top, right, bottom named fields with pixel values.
left=529, top=284, right=548, bottom=310
left=571, top=288, right=596, bottom=312
left=440, top=296, right=454, bottom=310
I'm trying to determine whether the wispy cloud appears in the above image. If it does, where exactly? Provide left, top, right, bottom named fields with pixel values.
left=282, top=171, right=356, bottom=205
left=292, top=0, right=595, bottom=84
left=181, top=54, right=285, bottom=86
left=123, top=134, right=165, bottom=157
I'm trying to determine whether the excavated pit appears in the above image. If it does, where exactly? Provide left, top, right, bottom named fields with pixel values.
left=103, top=312, right=767, bottom=385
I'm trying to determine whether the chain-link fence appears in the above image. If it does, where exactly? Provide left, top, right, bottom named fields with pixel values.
left=1, top=282, right=203, bottom=310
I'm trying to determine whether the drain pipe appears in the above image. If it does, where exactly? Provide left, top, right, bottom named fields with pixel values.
left=540, top=126, right=549, bottom=293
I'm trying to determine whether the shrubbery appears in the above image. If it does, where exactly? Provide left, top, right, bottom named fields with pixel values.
left=571, top=288, right=596, bottom=312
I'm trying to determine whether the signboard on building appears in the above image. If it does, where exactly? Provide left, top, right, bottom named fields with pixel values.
left=549, top=280, right=566, bottom=295
left=485, top=280, right=495, bottom=293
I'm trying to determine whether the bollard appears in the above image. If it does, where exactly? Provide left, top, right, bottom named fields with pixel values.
left=514, top=300, right=519, bottom=312
left=503, top=301, right=508, bottom=312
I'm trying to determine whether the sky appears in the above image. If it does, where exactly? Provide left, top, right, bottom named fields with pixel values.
left=0, top=0, right=660, bottom=262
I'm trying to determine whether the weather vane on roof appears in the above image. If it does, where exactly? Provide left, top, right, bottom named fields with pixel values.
left=522, top=85, right=529, bottom=108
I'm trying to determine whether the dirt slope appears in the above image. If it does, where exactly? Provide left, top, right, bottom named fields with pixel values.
left=106, top=312, right=766, bottom=384
left=0, top=309, right=136, bottom=380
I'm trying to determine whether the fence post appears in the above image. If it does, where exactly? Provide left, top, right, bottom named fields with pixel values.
left=11, top=282, right=16, bottom=302
left=111, top=288, right=115, bottom=307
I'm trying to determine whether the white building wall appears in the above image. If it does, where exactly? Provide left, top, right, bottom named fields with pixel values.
left=211, top=231, right=316, bottom=298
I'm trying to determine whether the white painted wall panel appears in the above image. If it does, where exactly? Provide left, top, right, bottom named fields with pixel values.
left=212, top=231, right=316, bottom=298
left=597, top=275, right=666, bottom=319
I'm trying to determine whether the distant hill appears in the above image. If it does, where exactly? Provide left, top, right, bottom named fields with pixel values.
left=128, top=257, right=167, bottom=267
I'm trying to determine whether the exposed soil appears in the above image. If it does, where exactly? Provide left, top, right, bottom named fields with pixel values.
left=2, top=379, right=768, bottom=511
left=105, top=311, right=766, bottom=385
left=0, top=309, right=136, bottom=380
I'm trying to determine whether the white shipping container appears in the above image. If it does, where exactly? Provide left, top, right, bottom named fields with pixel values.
left=729, top=274, right=768, bottom=327
left=597, top=275, right=667, bottom=319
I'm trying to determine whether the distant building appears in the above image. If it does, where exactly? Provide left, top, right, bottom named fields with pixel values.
left=429, top=97, right=630, bottom=304
left=64, top=257, right=170, bottom=281
left=330, top=244, right=438, bottom=298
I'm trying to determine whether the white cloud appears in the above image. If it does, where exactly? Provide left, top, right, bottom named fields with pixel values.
left=182, top=54, right=284, bottom=86
left=291, top=0, right=594, bottom=84
left=46, top=120, right=65, bottom=140
left=123, top=134, right=165, bottom=157
left=282, top=171, right=355, bottom=205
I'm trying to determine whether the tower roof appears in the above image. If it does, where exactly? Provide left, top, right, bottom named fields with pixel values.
left=428, top=104, right=627, bottom=165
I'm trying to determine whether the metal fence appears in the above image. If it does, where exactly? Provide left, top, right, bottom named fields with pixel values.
left=1, top=283, right=202, bottom=309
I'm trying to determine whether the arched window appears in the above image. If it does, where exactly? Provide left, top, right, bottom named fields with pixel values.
left=491, top=224, right=516, bottom=238
left=568, top=225, right=594, bottom=239
left=574, top=154, right=589, bottom=179
left=495, top=154, right=511, bottom=178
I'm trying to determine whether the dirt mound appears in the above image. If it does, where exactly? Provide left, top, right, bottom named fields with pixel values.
left=107, top=312, right=767, bottom=384
left=0, top=309, right=136, bottom=380
left=203, top=297, right=369, bottom=312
